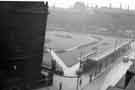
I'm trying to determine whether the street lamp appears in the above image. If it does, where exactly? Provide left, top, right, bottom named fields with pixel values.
left=76, top=59, right=83, bottom=90
left=76, top=47, right=84, bottom=90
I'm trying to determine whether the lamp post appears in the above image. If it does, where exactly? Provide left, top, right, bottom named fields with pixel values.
left=76, top=74, right=79, bottom=90
left=76, top=48, right=83, bottom=90
left=76, top=59, right=83, bottom=90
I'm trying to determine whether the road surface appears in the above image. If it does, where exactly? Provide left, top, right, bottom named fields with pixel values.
left=38, top=56, right=132, bottom=90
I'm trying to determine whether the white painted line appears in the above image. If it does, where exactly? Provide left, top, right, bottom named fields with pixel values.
left=49, top=49, right=68, bottom=70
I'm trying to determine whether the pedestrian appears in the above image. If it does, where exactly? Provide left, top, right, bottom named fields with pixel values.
left=80, top=79, right=82, bottom=86
left=89, top=74, right=92, bottom=83
left=59, top=82, right=62, bottom=90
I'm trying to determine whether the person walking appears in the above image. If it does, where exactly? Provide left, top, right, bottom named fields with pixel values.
left=89, top=74, right=92, bottom=83
left=80, top=78, right=82, bottom=86
left=59, top=82, right=62, bottom=90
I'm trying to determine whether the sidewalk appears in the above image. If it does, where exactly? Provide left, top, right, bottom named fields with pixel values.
left=81, top=59, right=132, bottom=90
left=37, top=57, right=132, bottom=90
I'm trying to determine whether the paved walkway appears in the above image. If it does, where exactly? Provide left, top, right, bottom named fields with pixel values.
left=43, top=48, right=134, bottom=90
left=81, top=59, right=132, bottom=90
left=37, top=58, right=132, bottom=90
left=44, top=42, right=135, bottom=90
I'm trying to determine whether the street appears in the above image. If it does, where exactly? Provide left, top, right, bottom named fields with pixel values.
left=38, top=55, right=132, bottom=90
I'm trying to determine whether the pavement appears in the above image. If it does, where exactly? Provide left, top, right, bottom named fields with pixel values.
left=41, top=31, right=135, bottom=90
left=37, top=55, right=133, bottom=90
left=79, top=56, right=132, bottom=90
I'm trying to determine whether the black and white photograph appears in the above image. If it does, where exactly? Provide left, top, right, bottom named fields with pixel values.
left=0, top=0, right=135, bottom=90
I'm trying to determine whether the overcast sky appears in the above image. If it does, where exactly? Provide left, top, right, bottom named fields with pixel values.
left=1, top=0, right=135, bottom=9
left=45, top=0, right=135, bottom=9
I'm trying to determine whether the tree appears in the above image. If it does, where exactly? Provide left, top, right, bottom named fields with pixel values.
left=73, top=1, right=86, bottom=9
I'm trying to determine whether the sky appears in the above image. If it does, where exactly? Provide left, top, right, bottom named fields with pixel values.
left=44, top=0, right=135, bottom=10
left=1, top=0, right=135, bottom=10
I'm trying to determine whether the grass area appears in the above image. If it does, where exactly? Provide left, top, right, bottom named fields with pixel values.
left=43, top=7, right=135, bottom=67
left=47, top=7, right=135, bottom=38
left=46, top=31, right=96, bottom=50
left=43, top=31, right=128, bottom=67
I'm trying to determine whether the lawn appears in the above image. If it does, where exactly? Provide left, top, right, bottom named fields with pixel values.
left=43, top=7, right=134, bottom=67
left=43, top=31, right=129, bottom=67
